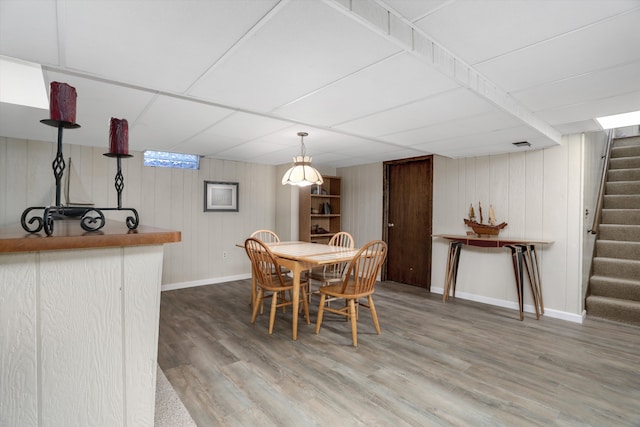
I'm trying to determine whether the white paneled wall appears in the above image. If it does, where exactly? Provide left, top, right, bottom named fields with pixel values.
left=433, top=135, right=590, bottom=321
left=0, top=137, right=276, bottom=287
left=2, top=132, right=603, bottom=320
left=0, top=245, right=165, bottom=427
left=338, top=162, right=384, bottom=247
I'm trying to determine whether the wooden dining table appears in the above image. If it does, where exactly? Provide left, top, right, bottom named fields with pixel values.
left=244, top=240, right=361, bottom=340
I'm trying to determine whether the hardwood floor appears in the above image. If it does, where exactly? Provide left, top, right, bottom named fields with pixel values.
left=158, top=280, right=640, bottom=426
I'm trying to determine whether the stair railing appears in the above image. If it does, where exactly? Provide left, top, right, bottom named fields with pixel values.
left=589, top=130, right=615, bottom=235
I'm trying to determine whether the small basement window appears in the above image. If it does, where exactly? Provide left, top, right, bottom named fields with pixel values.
left=143, top=150, right=200, bottom=170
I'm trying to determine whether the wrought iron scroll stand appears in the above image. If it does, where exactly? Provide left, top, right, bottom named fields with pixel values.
left=20, top=119, right=139, bottom=236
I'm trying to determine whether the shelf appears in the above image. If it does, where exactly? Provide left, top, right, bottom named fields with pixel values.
left=299, top=176, right=341, bottom=243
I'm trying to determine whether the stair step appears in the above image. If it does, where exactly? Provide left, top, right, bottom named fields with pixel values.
left=606, top=181, right=640, bottom=195
left=585, top=295, right=640, bottom=326
left=598, top=224, right=640, bottom=242
left=596, top=240, right=640, bottom=260
left=613, top=135, right=640, bottom=148
left=607, top=168, right=640, bottom=182
left=609, top=156, right=640, bottom=169
left=601, top=209, right=640, bottom=225
left=603, top=195, right=640, bottom=209
left=592, top=257, right=640, bottom=281
left=611, top=145, right=640, bottom=158
left=589, top=276, right=640, bottom=302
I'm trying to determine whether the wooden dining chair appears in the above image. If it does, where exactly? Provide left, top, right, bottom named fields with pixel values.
left=307, top=231, right=354, bottom=303
left=248, top=229, right=290, bottom=308
left=250, top=229, right=280, bottom=243
left=244, top=238, right=310, bottom=334
left=315, top=240, right=387, bottom=347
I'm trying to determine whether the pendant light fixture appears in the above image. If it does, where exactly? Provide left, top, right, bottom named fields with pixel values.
left=281, top=131, right=324, bottom=187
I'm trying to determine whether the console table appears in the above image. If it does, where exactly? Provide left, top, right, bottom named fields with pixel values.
left=433, top=234, right=552, bottom=320
left=0, top=221, right=180, bottom=427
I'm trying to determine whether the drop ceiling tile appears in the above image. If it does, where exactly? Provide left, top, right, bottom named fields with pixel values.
left=536, top=89, right=640, bottom=126
left=215, top=140, right=291, bottom=164
left=513, top=60, right=640, bottom=112
left=135, top=95, right=234, bottom=145
left=414, top=125, right=555, bottom=158
left=0, top=103, right=54, bottom=143
left=475, top=8, right=640, bottom=92
left=175, top=112, right=293, bottom=156
left=189, top=0, right=400, bottom=113
left=273, top=52, right=458, bottom=126
left=0, top=0, right=59, bottom=65
left=336, top=88, right=495, bottom=137
left=62, top=0, right=279, bottom=92
left=413, top=0, right=640, bottom=65
left=383, top=109, right=523, bottom=146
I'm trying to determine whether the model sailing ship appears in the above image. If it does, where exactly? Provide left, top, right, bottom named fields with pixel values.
left=464, top=202, right=507, bottom=236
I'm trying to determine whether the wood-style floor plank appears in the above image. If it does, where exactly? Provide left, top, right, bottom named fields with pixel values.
left=158, top=280, right=640, bottom=426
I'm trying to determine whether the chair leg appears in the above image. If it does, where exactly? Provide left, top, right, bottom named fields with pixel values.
left=368, top=295, right=381, bottom=335
left=251, top=289, right=263, bottom=324
left=315, top=294, right=326, bottom=334
left=349, top=299, right=358, bottom=347
left=301, top=286, right=310, bottom=324
left=269, top=291, right=278, bottom=334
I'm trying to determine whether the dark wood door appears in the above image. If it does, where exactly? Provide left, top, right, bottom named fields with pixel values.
left=383, top=156, right=433, bottom=289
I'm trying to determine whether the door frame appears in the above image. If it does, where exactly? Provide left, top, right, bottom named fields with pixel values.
left=382, top=155, right=433, bottom=286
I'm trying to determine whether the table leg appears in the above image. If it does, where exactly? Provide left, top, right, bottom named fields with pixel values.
left=527, top=244, right=544, bottom=315
left=291, top=263, right=302, bottom=341
left=520, top=244, right=540, bottom=319
left=451, top=242, right=461, bottom=297
left=442, top=241, right=462, bottom=302
left=506, top=245, right=524, bottom=321
left=442, top=242, right=455, bottom=302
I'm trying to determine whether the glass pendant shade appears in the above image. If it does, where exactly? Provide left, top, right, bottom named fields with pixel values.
left=281, top=132, right=323, bottom=187
left=281, top=156, right=323, bottom=187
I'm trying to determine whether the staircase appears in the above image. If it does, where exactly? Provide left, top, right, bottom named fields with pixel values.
left=586, top=135, right=640, bottom=325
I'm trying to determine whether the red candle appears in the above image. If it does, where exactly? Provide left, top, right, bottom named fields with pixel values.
left=49, top=82, right=77, bottom=123
left=109, top=118, right=129, bottom=155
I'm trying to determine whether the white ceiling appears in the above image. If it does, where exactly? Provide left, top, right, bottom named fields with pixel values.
left=1, top=0, right=640, bottom=168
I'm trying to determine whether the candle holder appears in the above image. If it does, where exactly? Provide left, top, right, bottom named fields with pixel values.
left=20, top=119, right=140, bottom=236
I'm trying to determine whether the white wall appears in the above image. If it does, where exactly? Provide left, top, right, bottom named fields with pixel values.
left=432, top=135, right=589, bottom=321
left=338, top=162, right=384, bottom=247
left=2, top=133, right=599, bottom=321
left=0, top=136, right=276, bottom=289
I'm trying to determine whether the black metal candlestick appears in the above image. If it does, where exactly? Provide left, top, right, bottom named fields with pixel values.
left=20, top=119, right=139, bottom=236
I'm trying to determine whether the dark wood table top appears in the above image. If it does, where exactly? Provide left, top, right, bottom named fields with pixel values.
left=433, top=234, right=552, bottom=248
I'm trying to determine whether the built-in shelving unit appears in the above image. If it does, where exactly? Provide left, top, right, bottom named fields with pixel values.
left=299, top=176, right=341, bottom=243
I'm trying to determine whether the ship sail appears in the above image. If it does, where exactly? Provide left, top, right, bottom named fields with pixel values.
left=64, top=157, right=94, bottom=206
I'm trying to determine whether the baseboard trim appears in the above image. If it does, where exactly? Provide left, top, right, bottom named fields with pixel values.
left=161, top=273, right=252, bottom=292
left=162, top=279, right=584, bottom=324
left=431, top=286, right=584, bottom=324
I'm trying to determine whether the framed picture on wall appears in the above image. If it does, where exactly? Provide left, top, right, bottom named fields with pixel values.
left=204, top=181, right=239, bottom=212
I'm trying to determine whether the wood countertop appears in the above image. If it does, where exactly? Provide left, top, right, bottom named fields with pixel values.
left=0, top=221, right=181, bottom=253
